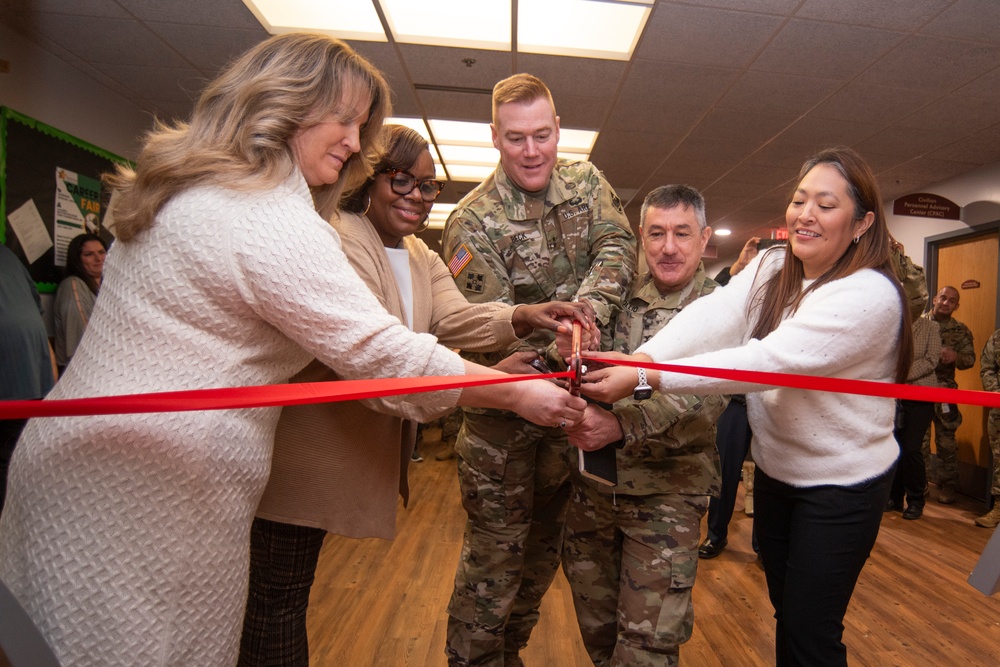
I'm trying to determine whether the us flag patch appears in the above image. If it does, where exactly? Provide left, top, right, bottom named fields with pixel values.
left=448, top=244, right=473, bottom=277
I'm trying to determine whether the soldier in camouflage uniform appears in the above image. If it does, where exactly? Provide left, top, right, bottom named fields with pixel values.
left=977, top=328, right=1000, bottom=527
left=920, top=286, right=975, bottom=504
left=561, top=185, right=725, bottom=667
left=441, top=73, right=637, bottom=667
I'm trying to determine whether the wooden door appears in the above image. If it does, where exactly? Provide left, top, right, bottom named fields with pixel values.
left=932, top=231, right=998, bottom=494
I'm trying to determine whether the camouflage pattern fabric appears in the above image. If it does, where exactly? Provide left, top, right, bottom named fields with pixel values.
left=890, top=248, right=929, bottom=324
left=442, top=159, right=636, bottom=667
left=921, top=313, right=975, bottom=486
left=562, top=264, right=725, bottom=666
left=441, top=158, right=636, bottom=365
left=981, top=329, right=1000, bottom=495
left=445, top=414, right=572, bottom=666
left=563, top=480, right=709, bottom=667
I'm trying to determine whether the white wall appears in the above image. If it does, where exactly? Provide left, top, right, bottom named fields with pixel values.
left=0, top=22, right=152, bottom=160
left=887, top=161, right=1000, bottom=267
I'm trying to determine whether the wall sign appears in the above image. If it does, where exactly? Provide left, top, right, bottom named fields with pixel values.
left=892, top=192, right=961, bottom=220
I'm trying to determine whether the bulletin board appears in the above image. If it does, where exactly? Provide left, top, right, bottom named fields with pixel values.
left=0, top=107, right=129, bottom=292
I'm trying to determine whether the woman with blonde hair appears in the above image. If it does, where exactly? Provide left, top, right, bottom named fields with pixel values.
left=573, top=147, right=912, bottom=666
left=0, top=34, right=585, bottom=667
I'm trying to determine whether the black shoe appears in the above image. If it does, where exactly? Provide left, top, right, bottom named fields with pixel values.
left=698, top=538, right=727, bottom=559
left=902, top=503, right=924, bottom=520
left=884, top=498, right=903, bottom=512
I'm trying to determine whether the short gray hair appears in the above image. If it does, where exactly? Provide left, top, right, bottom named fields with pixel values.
left=640, top=184, right=707, bottom=231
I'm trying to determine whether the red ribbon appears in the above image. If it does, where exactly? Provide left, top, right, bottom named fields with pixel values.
left=588, top=356, right=1000, bottom=409
left=4, top=358, right=1000, bottom=421
left=0, top=372, right=572, bottom=420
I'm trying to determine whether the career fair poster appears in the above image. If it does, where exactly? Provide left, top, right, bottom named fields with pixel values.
left=54, top=167, right=102, bottom=267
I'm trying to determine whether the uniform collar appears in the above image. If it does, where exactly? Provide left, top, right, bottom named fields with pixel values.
left=493, top=159, right=576, bottom=222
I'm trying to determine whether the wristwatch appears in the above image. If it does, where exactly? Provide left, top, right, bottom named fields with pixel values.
left=633, top=367, right=653, bottom=400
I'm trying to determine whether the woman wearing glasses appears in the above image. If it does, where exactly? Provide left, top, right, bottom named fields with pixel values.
left=239, top=124, right=592, bottom=666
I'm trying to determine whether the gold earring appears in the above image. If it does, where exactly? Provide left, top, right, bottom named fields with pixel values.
left=362, top=193, right=371, bottom=216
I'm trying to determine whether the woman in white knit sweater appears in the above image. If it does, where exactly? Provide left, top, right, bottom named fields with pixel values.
left=573, top=147, right=912, bottom=667
left=0, top=34, right=585, bottom=667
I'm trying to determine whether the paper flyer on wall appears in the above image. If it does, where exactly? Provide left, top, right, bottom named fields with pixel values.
left=54, top=167, right=102, bottom=267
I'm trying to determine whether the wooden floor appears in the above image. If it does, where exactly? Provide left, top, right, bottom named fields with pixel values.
left=307, top=436, right=1000, bottom=667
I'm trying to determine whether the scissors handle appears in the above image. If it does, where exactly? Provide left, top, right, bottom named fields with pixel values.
left=569, top=321, right=582, bottom=396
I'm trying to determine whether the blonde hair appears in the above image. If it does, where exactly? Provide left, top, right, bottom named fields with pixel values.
left=491, top=73, right=556, bottom=126
left=105, top=33, right=390, bottom=241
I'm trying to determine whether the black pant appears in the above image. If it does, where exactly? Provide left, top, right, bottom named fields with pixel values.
left=706, top=400, right=756, bottom=549
left=891, top=400, right=934, bottom=506
left=239, top=517, right=327, bottom=667
left=755, top=465, right=893, bottom=667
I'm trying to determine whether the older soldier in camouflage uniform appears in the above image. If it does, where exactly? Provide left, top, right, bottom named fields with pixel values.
left=920, top=286, right=975, bottom=504
left=561, top=185, right=725, bottom=667
left=977, top=328, right=1000, bottom=527
left=441, top=73, right=636, bottom=667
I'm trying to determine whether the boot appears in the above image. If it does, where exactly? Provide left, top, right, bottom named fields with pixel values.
left=937, top=484, right=957, bottom=504
left=975, top=497, right=1000, bottom=528
left=743, top=461, right=755, bottom=517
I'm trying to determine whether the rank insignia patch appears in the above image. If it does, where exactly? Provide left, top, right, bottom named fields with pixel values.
left=448, top=244, right=473, bottom=277
left=465, top=272, right=485, bottom=293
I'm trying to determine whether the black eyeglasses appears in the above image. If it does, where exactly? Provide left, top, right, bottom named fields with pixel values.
left=380, top=168, right=445, bottom=202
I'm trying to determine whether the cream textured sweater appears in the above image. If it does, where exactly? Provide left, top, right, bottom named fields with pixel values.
left=0, top=172, right=463, bottom=666
left=636, top=249, right=903, bottom=488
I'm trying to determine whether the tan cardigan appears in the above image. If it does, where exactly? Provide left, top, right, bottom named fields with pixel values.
left=255, top=211, right=519, bottom=539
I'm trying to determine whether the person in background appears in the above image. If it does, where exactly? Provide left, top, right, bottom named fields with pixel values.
left=574, top=147, right=913, bottom=667
left=54, top=232, right=108, bottom=371
left=977, top=328, right=1000, bottom=528
left=441, top=72, right=637, bottom=667
left=699, top=236, right=761, bottom=560
left=0, top=34, right=585, bottom=667
left=885, top=314, right=941, bottom=520
left=921, top=286, right=975, bottom=504
left=561, top=184, right=725, bottom=666
left=0, top=245, right=57, bottom=516
left=240, top=125, right=593, bottom=667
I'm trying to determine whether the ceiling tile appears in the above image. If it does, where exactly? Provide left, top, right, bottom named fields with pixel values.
left=751, top=19, right=905, bottom=79
left=809, top=82, right=931, bottom=126
left=144, top=23, right=266, bottom=73
left=636, top=3, right=785, bottom=68
left=922, top=0, right=1000, bottom=44
left=795, top=0, right=953, bottom=30
left=858, top=35, right=1000, bottom=92
left=718, top=71, right=843, bottom=117
left=117, top=0, right=262, bottom=29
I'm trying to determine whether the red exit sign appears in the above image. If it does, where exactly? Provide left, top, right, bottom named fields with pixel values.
left=772, top=228, right=788, bottom=240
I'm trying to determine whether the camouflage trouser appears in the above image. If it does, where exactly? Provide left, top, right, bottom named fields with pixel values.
left=921, top=402, right=962, bottom=487
left=445, top=412, right=572, bottom=667
left=989, top=409, right=1000, bottom=496
left=562, top=481, right=708, bottom=667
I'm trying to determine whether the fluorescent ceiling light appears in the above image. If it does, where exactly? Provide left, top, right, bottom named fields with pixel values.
left=713, top=228, right=732, bottom=236
left=519, top=0, right=651, bottom=60
left=244, top=1, right=649, bottom=61
left=429, top=119, right=493, bottom=147
left=386, top=116, right=430, bottom=141
left=241, top=0, right=386, bottom=41
left=379, top=0, right=510, bottom=50
left=446, top=164, right=500, bottom=182
left=438, top=144, right=500, bottom=167
left=427, top=202, right=457, bottom=230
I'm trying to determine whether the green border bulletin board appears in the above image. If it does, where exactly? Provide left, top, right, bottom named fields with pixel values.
left=0, top=107, right=131, bottom=292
